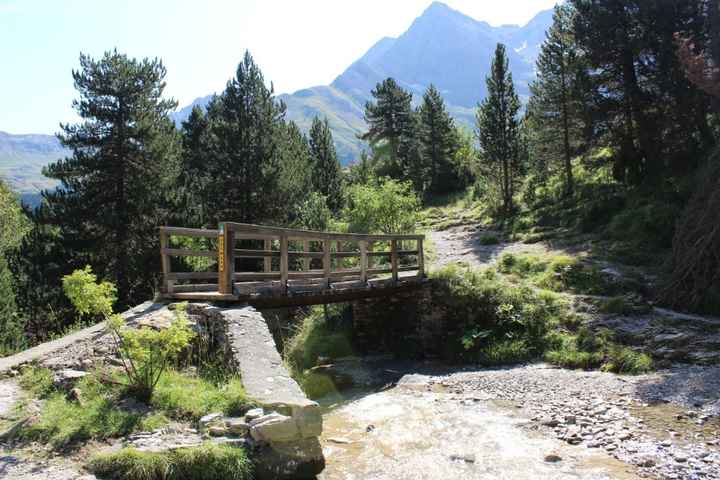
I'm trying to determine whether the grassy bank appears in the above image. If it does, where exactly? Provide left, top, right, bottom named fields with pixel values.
left=12, top=366, right=252, bottom=449
left=89, top=443, right=252, bottom=480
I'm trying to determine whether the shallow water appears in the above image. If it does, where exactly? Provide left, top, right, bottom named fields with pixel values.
left=317, top=373, right=639, bottom=480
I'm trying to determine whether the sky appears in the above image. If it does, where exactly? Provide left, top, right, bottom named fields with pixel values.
left=0, top=0, right=557, bottom=135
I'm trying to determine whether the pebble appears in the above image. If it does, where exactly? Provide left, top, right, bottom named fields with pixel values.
left=544, top=453, right=562, bottom=463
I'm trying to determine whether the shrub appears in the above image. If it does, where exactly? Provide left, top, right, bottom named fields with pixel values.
left=283, top=305, right=353, bottom=375
left=607, top=201, right=681, bottom=249
left=107, top=308, right=195, bottom=402
left=344, top=178, right=420, bottom=234
left=544, top=327, right=652, bottom=374
left=18, top=365, right=54, bottom=398
left=479, top=234, right=500, bottom=245
left=62, top=266, right=117, bottom=319
left=63, top=267, right=195, bottom=403
left=497, top=253, right=613, bottom=295
left=430, top=264, right=569, bottom=363
left=88, top=443, right=252, bottom=480
left=293, top=192, right=332, bottom=231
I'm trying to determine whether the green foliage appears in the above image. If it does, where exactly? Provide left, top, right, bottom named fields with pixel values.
left=607, top=202, right=681, bottom=250
left=309, top=117, right=344, bottom=212
left=293, top=192, right=332, bottom=232
left=17, top=373, right=143, bottom=448
left=417, top=84, right=461, bottom=194
left=18, top=366, right=55, bottom=398
left=62, top=265, right=117, bottom=318
left=497, top=253, right=613, bottom=295
left=15, top=368, right=250, bottom=449
left=108, top=306, right=195, bottom=402
left=0, top=179, right=30, bottom=354
left=362, top=78, right=417, bottom=181
left=571, top=0, right=715, bottom=185
left=284, top=305, right=354, bottom=375
left=430, top=264, right=568, bottom=364
left=0, top=179, right=31, bottom=253
left=44, top=50, right=180, bottom=307
left=151, top=371, right=250, bottom=420
left=0, top=255, right=24, bottom=355
left=344, top=178, right=420, bottom=234
left=526, top=3, right=589, bottom=196
left=62, top=267, right=194, bottom=402
left=476, top=43, right=523, bottom=214
left=545, top=328, right=652, bottom=374
left=88, top=443, right=252, bottom=480
left=478, top=234, right=500, bottom=245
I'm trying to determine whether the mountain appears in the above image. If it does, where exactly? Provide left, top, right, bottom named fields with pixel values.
left=171, top=2, right=553, bottom=164
left=0, top=131, right=64, bottom=196
left=3, top=2, right=553, bottom=193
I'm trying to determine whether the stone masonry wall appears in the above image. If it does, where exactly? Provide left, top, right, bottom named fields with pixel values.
left=351, top=281, right=451, bottom=359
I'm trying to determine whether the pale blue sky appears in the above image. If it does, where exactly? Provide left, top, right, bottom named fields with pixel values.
left=0, top=0, right=556, bottom=135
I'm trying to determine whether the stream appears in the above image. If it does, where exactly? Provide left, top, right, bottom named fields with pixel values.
left=315, top=369, right=639, bottom=480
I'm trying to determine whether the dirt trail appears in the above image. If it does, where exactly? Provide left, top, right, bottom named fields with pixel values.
left=428, top=224, right=560, bottom=270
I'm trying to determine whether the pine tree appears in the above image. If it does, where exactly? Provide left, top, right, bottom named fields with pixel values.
left=418, top=84, right=459, bottom=194
left=278, top=121, right=314, bottom=222
left=178, top=106, right=211, bottom=227
left=476, top=44, right=522, bottom=214
left=43, top=50, right=180, bottom=306
left=309, top=117, right=344, bottom=212
left=362, top=78, right=416, bottom=179
left=0, top=180, right=30, bottom=353
left=571, top=0, right=714, bottom=183
left=527, top=4, right=587, bottom=196
left=203, top=51, right=286, bottom=225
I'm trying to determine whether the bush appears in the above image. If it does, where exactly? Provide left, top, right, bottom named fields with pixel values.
left=344, top=178, right=420, bottom=234
left=479, top=234, right=500, bottom=245
left=283, top=305, right=353, bottom=374
left=88, top=443, right=252, bottom=480
left=430, top=265, right=569, bottom=363
left=107, top=308, right=195, bottom=402
left=497, top=253, right=614, bottom=295
left=607, top=201, right=681, bottom=249
left=62, top=265, right=117, bottom=319
left=544, top=328, right=652, bottom=374
left=18, top=365, right=54, bottom=398
left=293, top=192, right=332, bottom=231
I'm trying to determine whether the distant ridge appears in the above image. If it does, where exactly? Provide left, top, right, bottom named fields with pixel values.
left=170, top=2, right=553, bottom=164
left=4, top=2, right=554, bottom=193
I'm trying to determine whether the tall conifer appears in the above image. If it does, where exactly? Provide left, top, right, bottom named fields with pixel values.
left=476, top=44, right=522, bottom=214
left=44, top=50, right=179, bottom=306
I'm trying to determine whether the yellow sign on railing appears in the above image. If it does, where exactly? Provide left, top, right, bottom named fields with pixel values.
left=218, top=232, right=225, bottom=273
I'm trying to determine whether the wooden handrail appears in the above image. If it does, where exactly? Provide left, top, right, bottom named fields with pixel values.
left=159, top=223, right=425, bottom=298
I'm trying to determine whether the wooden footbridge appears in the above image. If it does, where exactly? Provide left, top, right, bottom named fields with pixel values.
left=160, top=222, right=425, bottom=307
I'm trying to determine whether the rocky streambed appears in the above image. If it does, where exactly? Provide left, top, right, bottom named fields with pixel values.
left=314, top=359, right=720, bottom=480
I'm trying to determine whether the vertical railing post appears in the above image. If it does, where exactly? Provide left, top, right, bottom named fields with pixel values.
left=323, top=237, right=331, bottom=289
left=218, top=223, right=235, bottom=295
left=159, top=228, right=173, bottom=294
left=359, top=240, right=368, bottom=284
left=263, top=238, right=271, bottom=273
left=417, top=237, right=424, bottom=279
left=390, top=239, right=399, bottom=283
left=302, top=239, right=310, bottom=271
left=280, top=234, right=288, bottom=293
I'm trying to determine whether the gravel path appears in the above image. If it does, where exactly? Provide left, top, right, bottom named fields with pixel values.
left=428, top=225, right=559, bottom=270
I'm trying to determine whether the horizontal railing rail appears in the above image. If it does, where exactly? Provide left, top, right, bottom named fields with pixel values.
left=159, top=222, right=424, bottom=298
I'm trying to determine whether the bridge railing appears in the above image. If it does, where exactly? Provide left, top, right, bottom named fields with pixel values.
left=159, top=222, right=424, bottom=298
